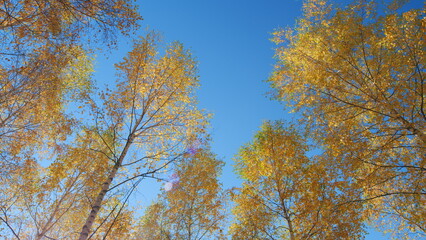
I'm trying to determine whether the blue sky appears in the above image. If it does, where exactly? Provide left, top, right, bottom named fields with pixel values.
left=92, top=0, right=422, bottom=238
left=137, top=0, right=299, bottom=189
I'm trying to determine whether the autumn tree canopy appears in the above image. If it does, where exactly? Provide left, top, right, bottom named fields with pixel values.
left=0, top=0, right=424, bottom=239
left=231, top=121, right=365, bottom=239
left=0, top=0, right=141, bottom=174
left=78, top=31, right=207, bottom=240
left=1, top=0, right=142, bottom=238
left=137, top=142, right=227, bottom=240
left=1, top=19, right=207, bottom=240
left=269, top=0, right=425, bottom=238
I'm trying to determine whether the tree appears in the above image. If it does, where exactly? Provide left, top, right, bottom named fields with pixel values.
left=0, top=30, right=206, bottom=239
left=136, top=202, right=169, bottom=239
left=137, top=142, right=227, bottom=240
left=269, top=0, right=425, bottom=238
left=0, top=0, right=141, bottom=175
left=1, top=1, right=142, bottom=237
left=77, top=32, right=206, bottom=239
left=0, top=0, right=141, bottom=130
left=230, top=121, right=365, bottom=239
left=0, top=122, right=138, bottom=239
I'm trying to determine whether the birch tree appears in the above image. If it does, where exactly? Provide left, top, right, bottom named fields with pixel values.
left=77, top=32, right=206, bottom=240
left=231, top=121, right=365, bottom=239
left=269, top=0, right=425, bottom=237
left=137, top=143, right=227, bottom=240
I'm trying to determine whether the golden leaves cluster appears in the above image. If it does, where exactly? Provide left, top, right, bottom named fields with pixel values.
left=269, top=0, right=425, bottom=238
left=137, top=145, right=227, bottom=240
left=0, top=1, right=143, bottom=238
left=231, top=121, right=365, bottom=239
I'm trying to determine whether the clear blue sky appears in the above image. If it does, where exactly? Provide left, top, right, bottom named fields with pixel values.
left=137, top=0, right=298, bottom=189
left=92, top=0, right=421, bottom=238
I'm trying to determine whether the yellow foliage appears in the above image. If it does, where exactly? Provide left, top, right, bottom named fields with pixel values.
left=269, top=0, right=425, bottom=238
left=231, top=121, right=365, bottom=239
left=137, top=145, right=227, bottom=240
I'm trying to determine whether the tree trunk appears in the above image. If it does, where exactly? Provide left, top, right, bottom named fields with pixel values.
left=78, top=163, right=119, bottom=240
left=78, top=135, right=133, bottom=240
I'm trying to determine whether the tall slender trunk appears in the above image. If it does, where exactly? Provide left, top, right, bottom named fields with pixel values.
left=78, top=135, right=134, bottom=240
left=287, top=215, right=296, bottom=240
left=281, top=198, right=295, bottom=240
